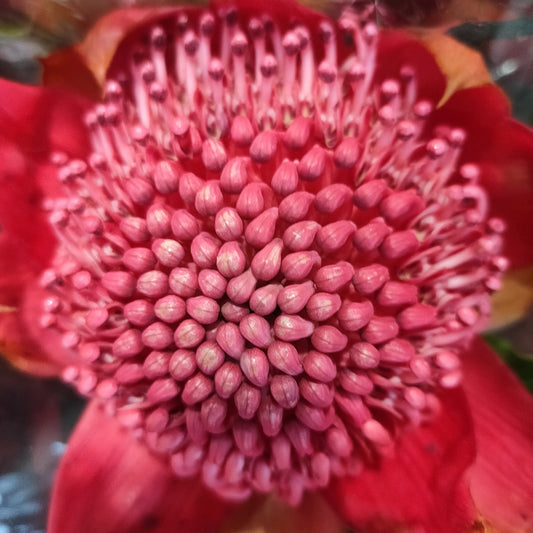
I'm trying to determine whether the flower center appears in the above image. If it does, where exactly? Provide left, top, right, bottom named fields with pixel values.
left=39, top=5, right=506, bottom=504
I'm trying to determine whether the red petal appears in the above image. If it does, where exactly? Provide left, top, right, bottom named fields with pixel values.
left=462, top=338, right=533, bottom=532
left=376, top=30, right=447, bottom=104
left=41, top=46, right=101, bottom=100
left=325, top=388, right=476, bottom=533
left=0, top=80, right=90, bottom=374
left=0, top=134, right=54, bottom=293
left=48, top=401, right=235, bottom=533
left=430, top=84, right=533, bottom=270
left=0, top=78, right=91, bottom=162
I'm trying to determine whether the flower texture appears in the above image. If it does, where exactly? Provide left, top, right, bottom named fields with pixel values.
left=1, top=1, right=533, bottom=532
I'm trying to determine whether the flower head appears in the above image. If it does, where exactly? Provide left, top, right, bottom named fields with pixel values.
left=1, top=1, right=533, bottom=532
left=33, top=2, right=509, bottom=506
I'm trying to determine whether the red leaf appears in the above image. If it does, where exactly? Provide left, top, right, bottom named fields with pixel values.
left=463, top=338, right=533, bottom=532
left=41, top=46, right=101, bottom=100
left=325, top=387, right=476, bottom=533
left=48, top=401, right=235, bottom=533
left=0, top=78, right=91, bottom=164
left=376, top=30, right=447, bottom=104
left=0, top=80, right=91, bottom=375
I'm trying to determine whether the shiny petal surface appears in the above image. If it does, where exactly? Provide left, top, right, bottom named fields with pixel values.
left=325, top=388, right=476, bottom=533
left=463, top=338, right=533, bottom=532
left=48, top=400, right=234, bottom=533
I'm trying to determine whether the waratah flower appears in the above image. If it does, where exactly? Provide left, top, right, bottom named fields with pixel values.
left=1, top=0, right=533, bottom=532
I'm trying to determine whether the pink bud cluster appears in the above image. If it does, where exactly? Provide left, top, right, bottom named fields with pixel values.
left=39, top=5, right=506, bottom=503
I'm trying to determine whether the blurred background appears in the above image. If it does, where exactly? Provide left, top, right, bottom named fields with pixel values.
left=0, top=0, right=532, bottom=531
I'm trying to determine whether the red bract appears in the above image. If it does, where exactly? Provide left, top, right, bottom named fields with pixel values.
left=1, top=1, right=532, bottom=532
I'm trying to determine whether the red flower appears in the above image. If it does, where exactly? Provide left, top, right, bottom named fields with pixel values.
left=1, top=1, right=533, bottom=532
